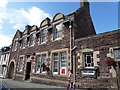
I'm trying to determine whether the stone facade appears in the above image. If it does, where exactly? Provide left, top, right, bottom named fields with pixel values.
left=8, top=1, right=96, bottom=87
left=8, top=0, right=120, bottom=89
left=75, top=30, right=120, bottom=88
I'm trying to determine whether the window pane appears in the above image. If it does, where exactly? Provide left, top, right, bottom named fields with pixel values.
left=54, top=23, right=62, bottom=40
left=60, top=52, right=66, bottom=68
left=36, top=55, right=40, bottom=72
left=52, top=53, right=58, bottom=73
left=86, top=55, right=91, bottom=63
left=84, top=53, right=94, bottom=68
left=30, top=34, right=34, bottom=46
left=42, top=55, right=46, bottom=64
left=114, top=49, right=120, bottom=59
left=41, top=55, right=46, bottom=72
left=41, top=29, right=46, bottom=43
left=18, top=57, right=24, bottom=71
left=22, top=37, right=26, bottom=48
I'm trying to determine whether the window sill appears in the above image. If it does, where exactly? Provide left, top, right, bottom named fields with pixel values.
left=22, top=47, right=26, bottom=49
left=29, top=45, right=35, bottom=47
left=38, top=42, right=46, bottom=45
left=17, top=70, right=23, bottom=72
left=53, top=37, right=62, bottom=42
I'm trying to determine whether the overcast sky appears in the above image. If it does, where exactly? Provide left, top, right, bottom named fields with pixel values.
left=0, top=0, right=119, bottom=48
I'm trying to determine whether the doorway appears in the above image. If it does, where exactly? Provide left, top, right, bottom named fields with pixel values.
left=8, top=62, right=14, bottom=79
left=25, top=62, right=31, bottom=80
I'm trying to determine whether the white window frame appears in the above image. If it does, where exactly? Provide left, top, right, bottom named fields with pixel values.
left=29, top=33, right=35, bottom=46
left=41, top=54, right=47, bottom=73
left=21, top=37, right=26, bottom=49
left=12, top=40, right=17, bottom=51
left=60, top=52, right=67, bottom=75
left=54, top=23, right=62, bottom=40
left=113, top=49, right=120, bottom=61
left=18, top=57, right=24, bottom=71
left=35, top=55, right=41, bottom=73
left=40, top=29, right=46, bottom=44
left=84, top=53, right=94, bottom=68
left=52, top=53, right=59, bottom=74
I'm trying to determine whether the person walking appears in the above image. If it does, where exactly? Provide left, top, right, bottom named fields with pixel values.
left=67, top=70, right=75, bottom=90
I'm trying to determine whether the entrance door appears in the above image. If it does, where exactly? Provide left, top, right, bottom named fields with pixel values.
left=25, top=62, right=31, bottom=80
left=8, top=62, right=14, bottom=79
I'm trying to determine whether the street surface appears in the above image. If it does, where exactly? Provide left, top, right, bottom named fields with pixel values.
left=1, top=78, right=64, bottom=88
left=0, top=78, right=88, bottom=90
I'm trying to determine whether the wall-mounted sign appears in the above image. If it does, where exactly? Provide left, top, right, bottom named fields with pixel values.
left=30, top=56, right=35, bottom=62
left=80, top=68, right=97, bottom=78
left=60, top=68, right=66, bottom=75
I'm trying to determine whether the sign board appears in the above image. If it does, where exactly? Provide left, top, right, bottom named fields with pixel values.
left=30, top=56, right=35, bottom=62
left=60, top=68, right=66, bottom=75
left=80, top=68, right=97, bottom=78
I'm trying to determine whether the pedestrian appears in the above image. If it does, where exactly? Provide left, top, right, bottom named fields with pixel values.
left=67, top=70, right=75, bottom=90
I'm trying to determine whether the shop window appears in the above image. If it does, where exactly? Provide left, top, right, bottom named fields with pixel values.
left=36, top=55, right=40, bottom=73
left=114, top=49, right=120, bottom=60
left=54, top=23, right=62, bottom=40
left=84, top=53, right=94, bottom=68
left=18, top=57, right=24, bottom=71
left=40, top=29, right=46, bottom=44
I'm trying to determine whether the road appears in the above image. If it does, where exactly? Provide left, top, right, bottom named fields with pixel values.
left=1, top=78, right=64, bottom=89
left=0, top=78, right=89, bottom=90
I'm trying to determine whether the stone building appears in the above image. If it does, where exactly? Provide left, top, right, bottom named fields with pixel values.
left=0, top=46, right=10, bottom=78
left=8, top=0, right=95, bottom=86
left=75, top=29, right=120, bottom=88
left=8, top=0, right=120, bottom=88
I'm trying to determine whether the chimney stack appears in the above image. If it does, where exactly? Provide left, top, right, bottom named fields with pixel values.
left=80, top=0, right=89, bottom=8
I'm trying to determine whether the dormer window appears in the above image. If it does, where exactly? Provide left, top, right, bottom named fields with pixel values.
left=29, top=33, right=35, bottom=46
left=40, top=29, right=46, bottom=44
left=54, top=23, right=62, bottom=40
left=21, top=37, right=26, bottom=48
left=12, top=40, right=17, bottom=51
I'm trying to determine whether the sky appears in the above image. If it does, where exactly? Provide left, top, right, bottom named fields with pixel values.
left=0, top=0, right=119, bottom=48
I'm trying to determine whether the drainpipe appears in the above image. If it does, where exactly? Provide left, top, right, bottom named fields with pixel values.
left=69, top=20, right=72, bottom=71
left=69, top=20, right=76, bottom=86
